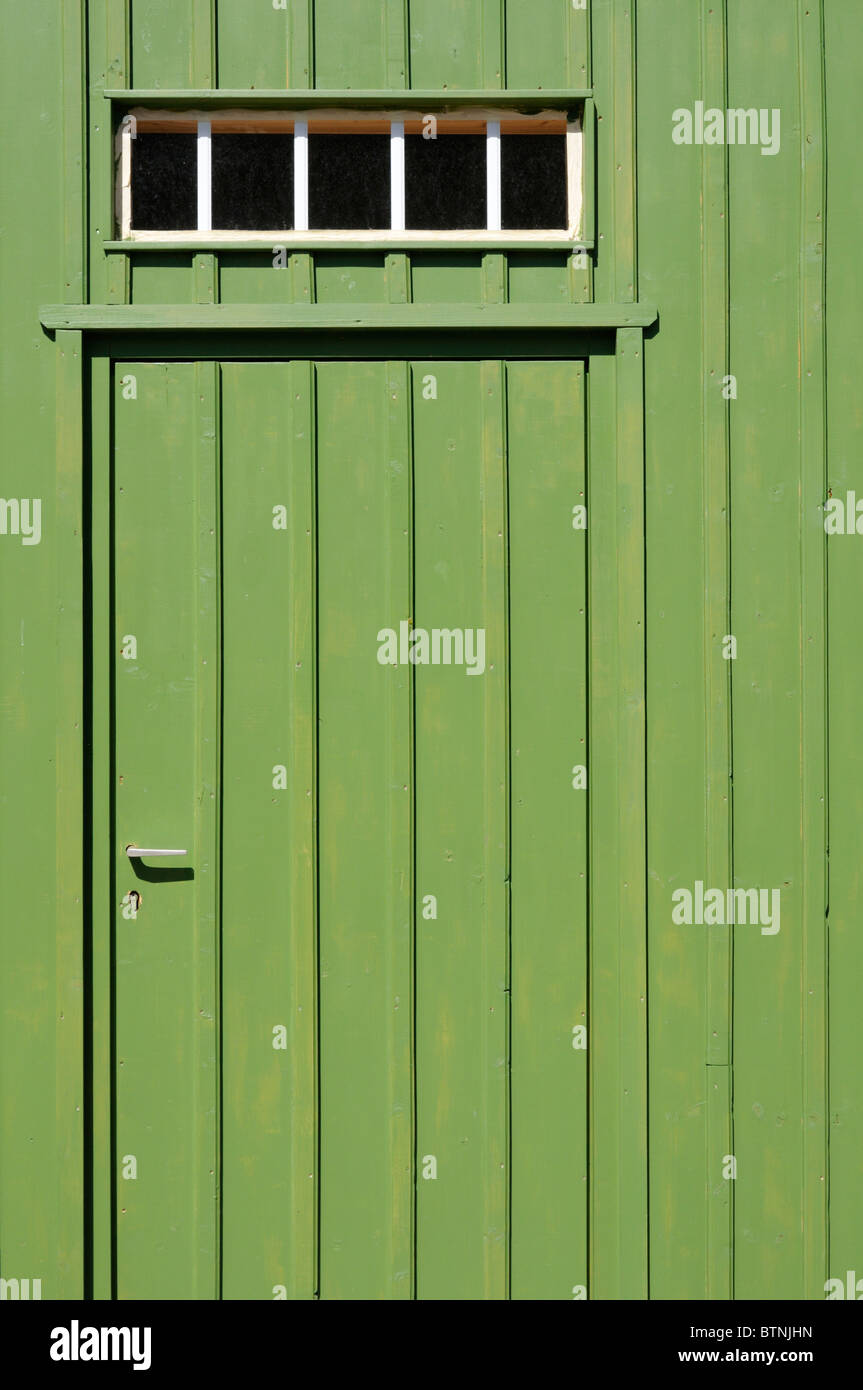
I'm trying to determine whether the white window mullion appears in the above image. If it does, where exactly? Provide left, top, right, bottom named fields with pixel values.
left=197, top=119, right=212, bottom=232
left=486, top=119, right=501, bottom=231
left=294, top=118, right=309, bottom=231
left=391, top=120, right=405, bottom=231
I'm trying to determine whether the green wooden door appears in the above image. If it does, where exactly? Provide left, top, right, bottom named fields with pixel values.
left=109, top=352, right=588, bottom=1300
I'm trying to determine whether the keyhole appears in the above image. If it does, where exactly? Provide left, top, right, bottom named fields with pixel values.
left=128, top=890, right=141, bottom=912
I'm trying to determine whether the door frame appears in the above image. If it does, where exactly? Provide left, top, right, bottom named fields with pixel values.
left=48, top=304, right=651, bottom=1298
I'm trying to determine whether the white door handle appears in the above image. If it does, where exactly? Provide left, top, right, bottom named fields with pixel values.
left=125, top=845, right=187, bottom=857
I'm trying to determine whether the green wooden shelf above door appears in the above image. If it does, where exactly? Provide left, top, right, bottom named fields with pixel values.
left=40, top=303, right=658, bottom=332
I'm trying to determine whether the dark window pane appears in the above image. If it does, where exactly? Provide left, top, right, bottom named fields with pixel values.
left=405, top=133, right=486, bottom=230
left=501, top=134, right=567, bottom=229
left=309, top=135, right=390, bottom=230
left=132, top=133, right=197, bottom=230
left=212, top=134, right=293, bottom=230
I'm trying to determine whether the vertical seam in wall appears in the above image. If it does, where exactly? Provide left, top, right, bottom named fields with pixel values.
left=82, top=342, right=94, bottom=1301
left=629, top=0, right=638, bottom=297
left=108, top=360, right=118, bottom=1300
left=820, top=0, right=829, bottom=1291
left=798, top=0, right=829, bottom=1298
left=404, top=0, right=412, bottom=88
left=720, top=0, right=735, bottom=1302
left=215, top=361, right=224, bottom=1302
left=500, top=361, right=508, bottom=1301
left=583, top=358, right=592, bottom=1298
left=408, top=362, right=417, bottom=1300
left=818, top=0, right=830, bottom=1290
left=723, top=0, right=735, bottom=1302
left=312, top=362, right=321, bottom=1297
left=629, top=1, right=647, bottom=1301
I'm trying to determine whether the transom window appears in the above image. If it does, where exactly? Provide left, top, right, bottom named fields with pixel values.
left=116, top=109, right=584, bottom=244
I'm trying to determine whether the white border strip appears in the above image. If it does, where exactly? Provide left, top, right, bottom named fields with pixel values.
left=566, top=115, right=583, bottom=240
left=119, top=117, right=133, bottom=240
left=294, top=119, right=309, bottom=231
left=391, top=120, right=406, bottom=231
left=486, top=119, right=501, bottom=231
left=124, top=229, right=587, bottom=246
left=197, top=119, right=212, bottom=232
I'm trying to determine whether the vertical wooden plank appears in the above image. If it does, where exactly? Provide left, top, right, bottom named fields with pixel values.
left=825, top=0, right=863, bottom=1291
left=130, top=254, right=196, bottom=304
left=592, top=0, right=636, bottom=304
left=191, top=4, right=217, bottom=303
left=316, top=362, right=412, bottom=1298
left=90, top=352, right=114, bottom=1301
left=409, top=0, right=491, bottom=88
left=699, top=0, right=734, bottom=1303
left=411, top=255, right=483, bottom=304
left=568, top=0, right=591, bottom=89
left=505, top=0, right=576, bottom=89
left=385, top=5, right=410, bottom=295
left=413, top=360, right=508, bottom=1300
left=130, top=0, right=196, bottom=87
left=315, top=256, right=388, bottom=303
left=313, top=0, right=388, bottom=87
left=482, top=255, right=507, bottom=305
left=287, top=4, right=313, bottom=296
left=638, top=0, right=723, bottom=1301
left=480, top=8, right=506, bottom=307
left=113, top=362, right=218, bottom=1298
left=509, top=360, right=588, bottom=1300
left=386, top=0, right=409, bottom=87
left=589, top=0, right=646, bottom=1301
left=588, top=329, right=647, bottom=1299
left=481, top=0, right=504, bottom=87
left=507, top=254, right=569, bottom=304
left=0, top=1, right=78, bottom=1297
left=106, top=0, right=131, bottom=303
left=192, top=0, right=215, bottom=84
left=217, top=0, right=291, bottom=88
left=797, top=0, right=828, bottom=1301
left=220, top=363, right=317, bottom=1299
left=706, top=1065, right=732, bottom=1293
left=569, top=0, right=593, bottom=305
left=219, top=253, right=298, bottom=304
left=386, top=252, right=411, bottom=303
left=728, top=0, right=824, bottom=1300
left=194, top=252, right=218, bottom=304
left=89, top=0, right=129, bottom=306
left=49, top=0, right=88, bottom=1302
left=56, top=330, right=86, bottom=1296
left=193, top=358, right=220, bottom=1300
left=287, top=0, right=313, bottom=87
left=62, top=0, right=86, bottom=303
left=570, top=98, right=595, bottom=304
left=386, top=358, right=415, bottom=1299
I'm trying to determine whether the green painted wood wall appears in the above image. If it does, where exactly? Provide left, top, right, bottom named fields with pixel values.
left=0, top=0, right=859, bottom=1300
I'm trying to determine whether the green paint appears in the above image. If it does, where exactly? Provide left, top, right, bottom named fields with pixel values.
left=220, top=363, right=317, bottom=1299
left=2, top=0, right=858, bottom=1305
left=316, top=361, right=412, bottom=1297
left=112, top=362, right=218, bottom=1298
left=509, top=361, right=587, bottom=1299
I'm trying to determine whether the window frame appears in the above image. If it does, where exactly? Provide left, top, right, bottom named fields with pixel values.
left=116, top=106, right=585, bottom=246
